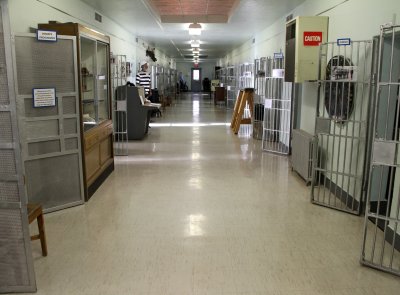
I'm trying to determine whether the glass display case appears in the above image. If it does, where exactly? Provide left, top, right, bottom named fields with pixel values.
left=38, top=22, right=114, bottom=201
left=80, top=37, right=110, bottom=131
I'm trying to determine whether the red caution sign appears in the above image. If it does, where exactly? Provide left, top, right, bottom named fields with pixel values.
left=303, top=31, right=323, bottom=46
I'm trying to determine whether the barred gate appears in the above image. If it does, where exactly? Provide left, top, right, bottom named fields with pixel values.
left=260, top=57, right=292, bottom=154
left=112, top=55, right=128, bottom=156
left=361, top=24, right=400, bottom=276
left=311, top=40, right=373, bottom=215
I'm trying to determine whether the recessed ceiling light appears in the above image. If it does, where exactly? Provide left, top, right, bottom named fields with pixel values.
left=188, top=23, right=202, bottom=36
left=191, top=40, right=200, bottom=48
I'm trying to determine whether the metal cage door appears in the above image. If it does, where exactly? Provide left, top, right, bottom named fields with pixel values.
left=311, top=40, right=373, bottom=215
left=361, top=24, right=400, bottom=277
left=261, top=57, right=292, bottom=154
left=111, top=54, right=128, bottom=156
left=13, top=34, right=84, bottom=212
left=0, top=0, right=36, bottom=292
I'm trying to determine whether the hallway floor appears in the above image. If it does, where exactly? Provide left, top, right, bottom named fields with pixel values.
left=24, top=93, right=400, bottom=295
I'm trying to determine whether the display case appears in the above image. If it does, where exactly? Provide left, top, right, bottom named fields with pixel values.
left=38, top=22, right=114, bottom=200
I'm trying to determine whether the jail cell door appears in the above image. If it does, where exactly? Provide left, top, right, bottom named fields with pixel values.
left=311, top=40, right=373, bottom=215
left=361, top=25, right=400, bottom=277
left=13, top=34, right=84, bottom=212
left=261, top=57, right=292, bottom=154
left=0, top=1, right=36, bottom=292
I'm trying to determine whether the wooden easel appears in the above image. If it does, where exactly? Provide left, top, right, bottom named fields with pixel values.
left=230, top=88, right=254, bottom=134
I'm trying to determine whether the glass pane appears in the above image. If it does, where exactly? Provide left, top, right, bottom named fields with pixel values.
left=193, top=69, right=200, bottom=81
left=97, top=41, right=109, bottom=123
left=80, top=37, right=96, bottom=131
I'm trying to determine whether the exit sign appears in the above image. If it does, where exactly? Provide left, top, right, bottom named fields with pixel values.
left=304, top=31, right=323, bottom=46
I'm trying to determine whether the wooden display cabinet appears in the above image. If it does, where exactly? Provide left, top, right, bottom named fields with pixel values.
left=38, top=22, right=114, bottom=201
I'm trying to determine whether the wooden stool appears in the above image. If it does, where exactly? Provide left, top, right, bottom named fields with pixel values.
left=27, top=203, right=48, bottom=256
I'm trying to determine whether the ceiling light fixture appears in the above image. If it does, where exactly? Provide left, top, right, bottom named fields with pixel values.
left=191, top=40, right=200, bottom=48
left=188, top=23, right=202, bottom=36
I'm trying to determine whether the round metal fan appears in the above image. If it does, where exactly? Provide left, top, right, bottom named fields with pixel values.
left=324, top=55, right=355, bottom=123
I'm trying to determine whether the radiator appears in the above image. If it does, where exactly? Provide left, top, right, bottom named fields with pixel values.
left=291, top=129, right=314, bottom=184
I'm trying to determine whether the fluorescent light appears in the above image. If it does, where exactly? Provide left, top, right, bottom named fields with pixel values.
left=191, top=40, right=200, bottom=48
left=188, top=23, right=202, bottom=36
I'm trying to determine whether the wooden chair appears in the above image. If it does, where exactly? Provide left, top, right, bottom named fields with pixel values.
left=27, top=203, right=48, bottom=256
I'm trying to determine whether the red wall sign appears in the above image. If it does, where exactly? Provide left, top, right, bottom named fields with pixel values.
left=304, top=31, right=323, bottom=46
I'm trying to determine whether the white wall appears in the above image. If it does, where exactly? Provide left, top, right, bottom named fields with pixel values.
left=8, top=0, right=175, bottom=81
left=176, top=61, right=216, bottom=91
left=221, top=0, right=400, bottom=132
left=221, top=0, right=400, bottom=67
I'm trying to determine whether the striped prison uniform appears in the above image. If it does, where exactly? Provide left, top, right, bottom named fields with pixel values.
left=136, top=71, right=151, bottom=97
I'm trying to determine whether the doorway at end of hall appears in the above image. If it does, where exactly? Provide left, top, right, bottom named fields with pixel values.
left=191, top=68, right=202, bottom=92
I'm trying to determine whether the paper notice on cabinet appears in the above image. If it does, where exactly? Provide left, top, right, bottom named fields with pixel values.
left=264, top=99, right=273, bottom=109
left=272, top=69, right=285, bottom=79
left=33, top=88, right=56, bottom=107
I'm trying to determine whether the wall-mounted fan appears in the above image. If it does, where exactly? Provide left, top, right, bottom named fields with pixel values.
left=324, top=55, right=355, bottom=123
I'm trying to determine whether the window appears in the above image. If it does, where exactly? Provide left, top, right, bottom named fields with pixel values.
left=193, top=69, right=200, bottom=81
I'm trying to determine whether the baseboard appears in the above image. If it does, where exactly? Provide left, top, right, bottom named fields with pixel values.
left=86, top=162, right=114, bottom=201
left=384, top=226, right=400, bottom=252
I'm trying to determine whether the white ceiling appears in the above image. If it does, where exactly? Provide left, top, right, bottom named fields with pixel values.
left=82, top=0, right=306, bottom=61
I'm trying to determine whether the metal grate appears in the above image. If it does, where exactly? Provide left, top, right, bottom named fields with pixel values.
left=14, top=34, right=83, bottom=213
left=0, top=35, right=9, bottom=105
left=63, top=118, right=78, bottom=135
left=24, top=97, right=58, bottom=117
left=65, top=137, right=78, bottom=150
left=26, top=119, right=59, bottom=138
left=0, top=209, right=23, bottom=239
left=0, top=112, right=12, bottom=142
left=25, top=154, right=83, bottom=210
left=62, top=96, right=77, bottom=114
left=0, top=3, right=36, bottom=292
left=15, top=37, right=75, bottom=95
left=0, top=238, right=30, bottom=287
left=0, top=150, right=16, bottom=175
left=28, top=140, right=60, bottom=156
left=311, top=40, right=373, bottom=215
left=0, top=181, right=19, bottom=202
left=0, top=10, right=9, bottom=105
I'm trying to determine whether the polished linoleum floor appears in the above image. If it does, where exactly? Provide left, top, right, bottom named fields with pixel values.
left=24, top=93, right=400, bottom=295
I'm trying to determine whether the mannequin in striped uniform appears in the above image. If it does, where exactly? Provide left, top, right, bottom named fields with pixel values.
left=136, top=61, right=152, bottom=102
